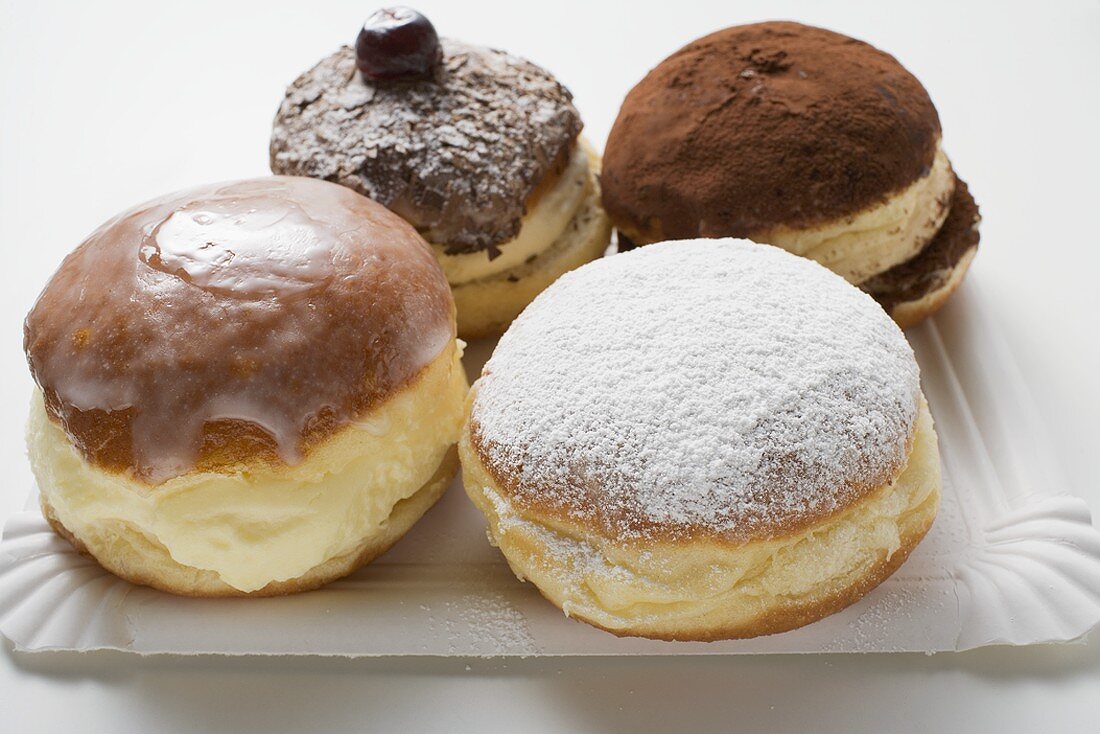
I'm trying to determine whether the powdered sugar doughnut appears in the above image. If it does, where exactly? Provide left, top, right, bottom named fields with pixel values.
left=460, top=239, right=941, bottom=640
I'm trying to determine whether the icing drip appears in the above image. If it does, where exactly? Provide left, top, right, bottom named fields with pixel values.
left=25, top=177, right=454, bottom=483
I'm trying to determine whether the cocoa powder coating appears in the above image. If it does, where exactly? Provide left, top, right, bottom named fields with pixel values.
left=602, top=21, right=942, bottom=242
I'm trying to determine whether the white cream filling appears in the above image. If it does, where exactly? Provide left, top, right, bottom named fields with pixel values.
left=28, top=340, right=468, bottom=593
left=757, top=144, right=955, bottom=283
left=432, top=140, right=591, bottom=286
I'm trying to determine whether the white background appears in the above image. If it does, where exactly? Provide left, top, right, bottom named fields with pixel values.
left=1, top=0, right=1098, bottom=731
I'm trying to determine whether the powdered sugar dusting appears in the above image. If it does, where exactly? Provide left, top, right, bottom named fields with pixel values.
left=471, top=239, right=921, bottom=541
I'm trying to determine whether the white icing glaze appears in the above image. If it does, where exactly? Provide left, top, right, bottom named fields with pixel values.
left=144, top=201, right=333, bottom=297
left=25, top=177, right=455, bottom=484
left=470, top=239, right=921, bottom=541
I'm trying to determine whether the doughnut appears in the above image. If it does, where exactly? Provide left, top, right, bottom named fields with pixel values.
left=860, top=179, right=981, bottom=328
left=461, top=239, right=941, bottom=640
left=23, top=176, right=469, bottom=596
left=602, top=21, right=978, bottom=327
left=271, top=17, right=611, bottom=339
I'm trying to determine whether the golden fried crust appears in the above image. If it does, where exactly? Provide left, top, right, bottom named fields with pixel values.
left=42, top=447, right=459, bottom=597
left=24, top=177, right=455, bottom=483
left=572, top=489, right=937, bottom=641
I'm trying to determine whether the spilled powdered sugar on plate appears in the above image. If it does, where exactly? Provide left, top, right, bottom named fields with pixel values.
left=470, top=239, right=921, bottom=541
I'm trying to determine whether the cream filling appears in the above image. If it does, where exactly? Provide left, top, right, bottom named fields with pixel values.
left=450, top=150, right=612, bottom=339
left=28, top=340, right=468, bottom=593
left=465, top=398, right=940, bottom=632
left=757, top=144, right=955, bottom=284
left=432, top=139, right=592, bottom=286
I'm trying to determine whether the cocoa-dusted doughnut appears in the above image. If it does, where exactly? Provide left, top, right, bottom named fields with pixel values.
left=24, top=176, right=468, bottom=596
left=602, top=21, right=978, bottom=327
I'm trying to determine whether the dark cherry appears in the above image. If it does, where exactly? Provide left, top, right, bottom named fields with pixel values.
left=355, top=7, right=442, bottom=82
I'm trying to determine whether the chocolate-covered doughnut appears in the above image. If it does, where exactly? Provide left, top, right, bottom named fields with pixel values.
left=271, top=23, right=611, bottom=338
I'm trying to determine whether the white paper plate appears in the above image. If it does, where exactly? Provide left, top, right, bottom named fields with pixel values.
left=2, top=274, right=1099, bottom=656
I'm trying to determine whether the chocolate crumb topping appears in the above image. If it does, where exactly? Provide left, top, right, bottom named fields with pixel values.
left=271, top=40, right=582, bottom=254
left=861, top=178, right=980, bottom=310
left=602, top=21, right=942, bottom=243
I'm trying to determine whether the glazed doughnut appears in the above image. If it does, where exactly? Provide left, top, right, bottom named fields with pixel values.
left=461, top=239, right=941, bottom=640
left=602, top=21, right=978, bottom=327
left=271, top=27, right=611, bottom=338
left=24, top=176, right=468, bottom=596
